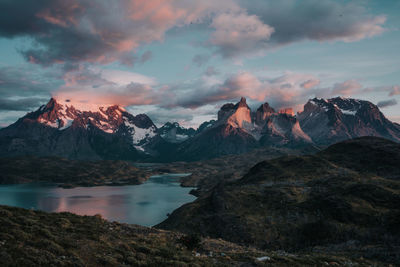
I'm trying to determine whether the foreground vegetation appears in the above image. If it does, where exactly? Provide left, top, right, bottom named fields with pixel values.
left=0, top=205, right=384, bottom=266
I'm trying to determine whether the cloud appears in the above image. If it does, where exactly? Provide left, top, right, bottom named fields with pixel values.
left=0, top=97, right=49, bottom=111
left=0, top=65, right=62, bottom=99
left=0, top=0, right=237, bottom=65
left=240, top=0, right=386, bottom=45
left=377, top=99, right=398, bottom=108
left=204, top=66, right=220, bottom=76
left=209, top=11, right=274, bottom=58
left=162, top=72, right=321, bottom=110
left=0, top=0, right=386, bottom=65
left=140, top=51, right=152, bottom=64
left=301, top=79, right=320, bottom=89
left=147, top=108, right=194, bottom=126
left=389, top=85, right=400, bottom=96
left=53, top=66, right=159, bottom=107
left=330, top=80, right=362, bottom=96
left=192, top=54, right=211, bottom=67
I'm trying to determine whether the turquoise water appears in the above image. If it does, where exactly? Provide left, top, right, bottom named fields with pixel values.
left=0, top=174, right=195, bottom=227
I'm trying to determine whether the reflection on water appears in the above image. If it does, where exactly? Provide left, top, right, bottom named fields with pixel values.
left=0, top=174, right=195, bottom=227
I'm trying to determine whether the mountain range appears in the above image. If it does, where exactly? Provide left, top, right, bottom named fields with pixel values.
left=0, top=96, right=399, bottom=161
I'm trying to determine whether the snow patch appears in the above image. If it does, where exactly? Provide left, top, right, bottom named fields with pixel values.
left=38, top=118, right=59, bottom=128
left=341, top=109, right=357, bottom=116
left=124, top=118, right=156, bottom=145
left=134, top=145, right=145, bottom=152
left=256, top=256, right=271, bottom=262
left=176, top=134, right=189, bottom=141
left=59, top=119, right=74, bottom=130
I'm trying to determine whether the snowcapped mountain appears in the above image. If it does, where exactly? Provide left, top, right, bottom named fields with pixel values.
left=159, top=122, right=196, bottom=143
left=35, top=98, right=158, bottom=148
left=1, top=96, right=399, bottom=161
left=0, top=98, right=168, bottom=160
left=298, top=97, right=400, bottom=144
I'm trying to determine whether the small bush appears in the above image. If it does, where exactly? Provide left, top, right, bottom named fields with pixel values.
left=179, top=233, right=202, bottom=250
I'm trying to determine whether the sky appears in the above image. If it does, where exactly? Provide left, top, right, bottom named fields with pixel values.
left=0, top=0, right=399, bottom=128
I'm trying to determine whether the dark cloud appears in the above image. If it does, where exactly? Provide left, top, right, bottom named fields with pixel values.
left=0, top=0, right=51, bottom=38
left=240, top=0, right=386, bottom=45
left=0, top=0, right=239, bottom=65
left=0, top=65, right=62, bottom=98
left=0, top=97, right=48, bottom=111
left=377, top=99, right=398, bottom=108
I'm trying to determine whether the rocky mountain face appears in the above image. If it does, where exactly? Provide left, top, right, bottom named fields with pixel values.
left=159, top=122, right=196, bottom=143
left=157, top=137, right=400, bottom=263
left=0, top=96, right=399, bottom=161
left=0, top=98, right=170, bottom=160
left=173, top=98, right=259, bottom=161
left=298, top=97, right=400, bottom=145
left=173, top=97, right=312, bottom=160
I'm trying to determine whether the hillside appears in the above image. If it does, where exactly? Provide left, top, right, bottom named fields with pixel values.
left=0, top=205, right=384, bottom=266
left=158, top=137, right=400, bottom=264
left=0, top=157, right=151, bottom=188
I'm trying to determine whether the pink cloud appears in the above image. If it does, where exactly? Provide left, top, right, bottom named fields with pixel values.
left=331, top=80, right=362, bottom=96
left=389, top=85, right=400, bottom=96
left=210, top=11, right=274, bottom=58
left=301, top=79, right=320, bottom=89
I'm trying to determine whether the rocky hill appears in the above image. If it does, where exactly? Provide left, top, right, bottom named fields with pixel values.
left=158, top=137, right=400, bottom=264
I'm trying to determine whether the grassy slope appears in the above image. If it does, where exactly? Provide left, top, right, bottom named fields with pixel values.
left=0, top=205, right=380, bottom=266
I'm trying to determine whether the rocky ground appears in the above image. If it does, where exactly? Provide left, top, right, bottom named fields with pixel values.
left=0, top=205, right=385, bottom=266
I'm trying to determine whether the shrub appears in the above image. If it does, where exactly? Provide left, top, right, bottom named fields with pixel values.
left=179, top=233, right=202, bottom=250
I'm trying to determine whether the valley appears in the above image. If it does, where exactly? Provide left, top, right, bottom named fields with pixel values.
left=0, top=136, right=399, bottom=266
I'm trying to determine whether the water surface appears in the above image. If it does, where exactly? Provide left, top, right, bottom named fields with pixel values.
left=0, top=173, right=195, bottom=226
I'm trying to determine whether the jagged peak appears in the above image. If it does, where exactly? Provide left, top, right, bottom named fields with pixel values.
left=236, top=97, right=249, bottom=109
left=257, top=102, right=275, bottom=113
left=278, top=108, right=294, bottom=116
left=42, top=97, right=63, bottom=111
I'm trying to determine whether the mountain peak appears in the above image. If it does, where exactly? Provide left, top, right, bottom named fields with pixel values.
left=236, top=97, right=250, bottom=109
left=278, top=108, right=294, bottom=116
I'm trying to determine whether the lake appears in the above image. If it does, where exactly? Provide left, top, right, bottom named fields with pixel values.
left=0, top=173, right=195, bottom=227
